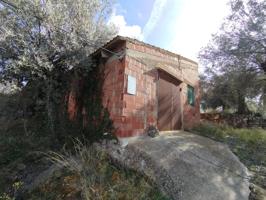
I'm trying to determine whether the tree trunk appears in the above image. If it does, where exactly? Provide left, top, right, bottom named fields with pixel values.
left=237, top=92, right=247, bottom=114
left=261, top=62, right=266, bottom=118
left=46, top=78, right=55, bottom=134
left=262, top=78, right=266, bottom=118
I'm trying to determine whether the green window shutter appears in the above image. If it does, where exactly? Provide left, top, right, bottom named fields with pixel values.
left=187, top=85, right=195, bottom=106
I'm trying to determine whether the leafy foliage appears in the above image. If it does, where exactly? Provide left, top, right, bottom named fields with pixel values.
left=0, top=0, right=117, bottom=140
left=200, top=69, right=259, bottom=113
left=199, top=0, right=266, bottom=115
left=0, top=0, right=116, bottom=84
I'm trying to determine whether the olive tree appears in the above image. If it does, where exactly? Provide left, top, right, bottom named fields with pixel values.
left=0, top=0, right=117, bottom=134
left=199, top=0, right=266, bottom=116
left=0, top=0, right=116, bottom=84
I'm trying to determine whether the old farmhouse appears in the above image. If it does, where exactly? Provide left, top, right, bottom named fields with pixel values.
left=91, top=36, right=200, bottom=138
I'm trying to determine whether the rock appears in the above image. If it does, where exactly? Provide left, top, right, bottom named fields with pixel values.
left=22, top=164, right=62, bottom=193
left=249, top=184, right=266, bottom=200
left=102, top=131, right=251, bottom=200
left=54, top=168, right=63, bottom=178
left=17, top=164, right=26, bottom=171
left=145, top=125, right=159, bottom=138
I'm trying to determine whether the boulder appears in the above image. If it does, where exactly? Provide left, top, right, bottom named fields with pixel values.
left=101, top=131, right=251, bottom=200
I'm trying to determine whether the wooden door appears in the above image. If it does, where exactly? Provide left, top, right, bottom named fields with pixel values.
left=172, top=84, right=182, bottom=129
left=158, top=71, right=182, bottom=131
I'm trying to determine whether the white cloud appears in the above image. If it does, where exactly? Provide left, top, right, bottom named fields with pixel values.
left=142, top=0, right=168, bottom=40
left=168, top=0, right=229, bottom=70
left=108, top=0, right=168, bottom=41
left=109, top=14, right=143, bottom=40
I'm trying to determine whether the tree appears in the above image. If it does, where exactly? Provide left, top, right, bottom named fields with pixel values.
left=199, top=0, right=266, bottom=115
left=200, top=69, right=259, bottom=113
left=0, top=0, right=116, bottom=85
left=0, top=0, right=117, bottom=135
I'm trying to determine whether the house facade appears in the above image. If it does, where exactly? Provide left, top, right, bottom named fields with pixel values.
left=93, top=36, right=200, bottom=138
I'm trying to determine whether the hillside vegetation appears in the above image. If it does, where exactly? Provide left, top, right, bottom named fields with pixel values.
left=0, top=94, right=168, bottom=200
left=192, top=122, right=266, bottom=199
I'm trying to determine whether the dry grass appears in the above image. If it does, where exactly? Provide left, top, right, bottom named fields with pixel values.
left=45, top=139, right=168, bottom=200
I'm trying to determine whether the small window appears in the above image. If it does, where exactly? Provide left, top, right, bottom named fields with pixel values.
left=187, top=85, right=195, bottom=106
left=127, top=75, right=136, bottom=95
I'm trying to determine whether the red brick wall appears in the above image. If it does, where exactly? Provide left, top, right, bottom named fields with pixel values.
left=122, top=41, right=200, bottom=136
left=181, top=60, right=201, bottom=129
left=182, top=83, right=201, bottom=130
left=120, top=55, right=157, bottom=137
left=101, top=39, right=200, bottom=137
left=101, top=45, right=126, bottom=137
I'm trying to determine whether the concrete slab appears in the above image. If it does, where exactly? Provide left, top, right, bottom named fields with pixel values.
left=105, top=131, right=250, bottom=200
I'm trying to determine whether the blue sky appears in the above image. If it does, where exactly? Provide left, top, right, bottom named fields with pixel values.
left=109, top=0, right=230, bottom=69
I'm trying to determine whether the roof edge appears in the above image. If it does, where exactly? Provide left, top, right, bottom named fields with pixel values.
left=92, top=35, right=198, bottom=65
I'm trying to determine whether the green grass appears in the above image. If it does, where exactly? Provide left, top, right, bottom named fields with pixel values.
left=192, top=122, right=266, bottom=189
